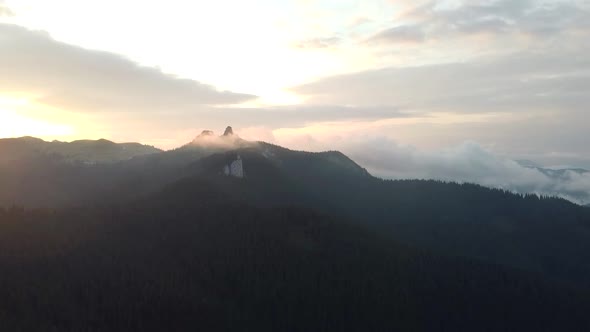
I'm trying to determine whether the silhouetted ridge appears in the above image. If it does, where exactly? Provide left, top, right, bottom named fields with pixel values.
left=0, top=136, right=161, bottom=164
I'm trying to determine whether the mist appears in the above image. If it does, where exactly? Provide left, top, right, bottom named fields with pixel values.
left=269, top=134, right=590, bottom=205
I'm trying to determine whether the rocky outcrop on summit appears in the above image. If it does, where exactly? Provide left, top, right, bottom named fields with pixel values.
left=223, top=154, right=244, bottom=178
left=198, top=130, right=215, bottom=137
left=223, top=126, right=234, bottom=136
left=189, top=126, right=252, bottom=149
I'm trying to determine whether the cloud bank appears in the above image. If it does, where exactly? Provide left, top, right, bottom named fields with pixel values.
left=0, top=24, right=255, bottom=113
left=367, top=25, right=426, bottom=44
left=354, top=140, right=590, bottom=205
left=385, top=0, right=590, bottom=43
left=278, top=134, right=590, bottom=205
left=294, top=50, right=590, bottom=112
left=0, top=23, right=407, bottom=143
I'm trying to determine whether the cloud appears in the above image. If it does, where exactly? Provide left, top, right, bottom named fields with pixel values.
left=350, top=16, right=372, bottom=28
left=346, top=138, right=590, bottom=204
left=2, top=2, right=588, bottom=173
left=454, top=17, right=511, bottom=34
left=366, top=25, right=425, bottom=44
left=112, top=105, right=406, bottom=146
left=0, top=24, right=255, bottom=113
left=209, top=105, right=407, bottom=128
left=284, top=2, right=589, bottom=168
left=278, top=133, right=590, bottom=204
left=0, top=1, right=12, bottom=17
left=0, top=23, right=414, bottom=145
left=294, top=49, right=590, bottom=112
left=345, top=138, right=549, bottom=184
left=295, top=36, right=343, bottom=49
left=394, top=0, right=590, bottom=40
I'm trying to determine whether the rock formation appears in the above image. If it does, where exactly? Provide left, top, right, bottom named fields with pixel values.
left=223, top=126, right=234, bottom=136
left=223, top=154, right=244, bottom=178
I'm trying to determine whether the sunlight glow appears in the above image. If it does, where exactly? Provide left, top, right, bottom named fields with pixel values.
left=0, top=97, right=74, bottom=138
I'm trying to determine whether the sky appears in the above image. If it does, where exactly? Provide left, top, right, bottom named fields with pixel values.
left=1, top=0, right=590, bottom=202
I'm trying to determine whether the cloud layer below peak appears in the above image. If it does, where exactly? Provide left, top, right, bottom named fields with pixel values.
left=278, top=134, right=590, bottom=205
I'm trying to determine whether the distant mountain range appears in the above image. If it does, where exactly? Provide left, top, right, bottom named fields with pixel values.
left=516, top=159, right=589, bottom=177
left=0, top=136, right=161, bottom=164
left=514, top=160, right=590, bottom=204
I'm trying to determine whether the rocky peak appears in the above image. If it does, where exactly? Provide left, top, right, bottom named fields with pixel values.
left=189, top=126, right=244, bottom=148
left=197, top=130, right=215, bottom=138
left=223, top=126, right=234, bottom=136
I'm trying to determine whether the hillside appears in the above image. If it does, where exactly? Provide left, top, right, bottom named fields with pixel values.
left=1, top=183, right=589, bottom=331
left=162, top=151, right=590, bottom=287
left=2, top=131, right=590, bottom=288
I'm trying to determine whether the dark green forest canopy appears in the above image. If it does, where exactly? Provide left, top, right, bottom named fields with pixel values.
left=1, top=196, right=590, bottom=331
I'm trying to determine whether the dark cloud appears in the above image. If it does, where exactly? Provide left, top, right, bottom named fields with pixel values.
left=0, top=24, right=255, bottom=112
left=366, top=25, right=425, bottom=44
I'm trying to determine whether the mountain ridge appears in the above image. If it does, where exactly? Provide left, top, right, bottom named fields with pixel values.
left=3, top=129, right=590, bottom=329
left=2, top=130, right=590, bottom=287
left=0, top=136, right=161, bottom=163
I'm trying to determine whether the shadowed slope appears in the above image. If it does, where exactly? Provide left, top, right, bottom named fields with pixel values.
left=1, top=181, right=590, bottom=331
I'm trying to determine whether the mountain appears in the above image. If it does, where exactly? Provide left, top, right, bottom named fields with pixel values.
left=2, top=129, right=590, bottom=288
left=167, top=148, right=590, bottom=287
left=0, top=136, right=161, bottom=164
left=0, top=136, right=162, bottom=207
left=0, top=129, right=368, bottom=207
left=3, top=128, right=590, bottom=329
left=514, top=159, right=542, bottom=168
left=1, top=181, right=590, bottom=331
left=516, top=160, right=589, bottom=178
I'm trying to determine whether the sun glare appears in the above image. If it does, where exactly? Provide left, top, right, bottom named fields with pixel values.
left=0, top=97, right=74, bottom=139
